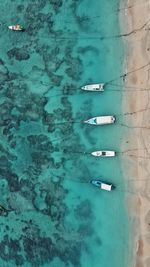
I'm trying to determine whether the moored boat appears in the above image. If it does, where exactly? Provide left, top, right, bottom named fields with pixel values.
left=91, top=151, right=116, bottom=157
left=8, top=24, right=23, bottom=31
left=90, top=179, right=114, bottom=191
left=81, top=83, right=104, bottom=91
left=84, top=115, right=115, bottom=125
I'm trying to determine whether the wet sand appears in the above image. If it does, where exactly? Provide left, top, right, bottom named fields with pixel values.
left=121, top=0, right=150, bottom=266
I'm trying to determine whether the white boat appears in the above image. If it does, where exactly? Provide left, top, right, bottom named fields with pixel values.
left=81, top=83, right=104, bottom=91
left=90, top=180, right=114, bottom=191
left=84, top=116, right=115, bottom=125
left=91, top=151, right=116, bottom=157
left=8, top=24, right=23, bottom=31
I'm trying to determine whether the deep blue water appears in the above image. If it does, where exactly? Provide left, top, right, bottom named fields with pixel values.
left=0, top=1, right=129, bottom=267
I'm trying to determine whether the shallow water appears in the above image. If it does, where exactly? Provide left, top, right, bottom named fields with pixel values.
left=0, top=1, right=129, bottom=267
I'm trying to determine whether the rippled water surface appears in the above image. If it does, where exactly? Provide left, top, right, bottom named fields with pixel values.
left=0, top=1, right=129, bottom=267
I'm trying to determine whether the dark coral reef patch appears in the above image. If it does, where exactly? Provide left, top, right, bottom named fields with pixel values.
left=0, top=0, right=99, bottom=265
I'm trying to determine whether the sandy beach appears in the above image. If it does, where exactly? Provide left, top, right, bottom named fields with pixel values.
left=121, top=0, right=150, bottom=266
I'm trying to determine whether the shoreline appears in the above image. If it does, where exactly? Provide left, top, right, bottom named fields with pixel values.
left=121, top=0, right=150, bottom=266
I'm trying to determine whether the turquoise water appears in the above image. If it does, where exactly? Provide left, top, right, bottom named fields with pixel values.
left=0, top=1, right=129, bottom=267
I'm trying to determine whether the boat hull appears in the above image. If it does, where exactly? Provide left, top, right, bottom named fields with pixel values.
left=84, top=116, right=115, bottom=125
left=90, top=179, right=114, bottom=191
left=8, top=25, right=23, bottom=31
left=81, top=83, right=104, bottom=91
left=91, top=151, right=116, bottom=157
